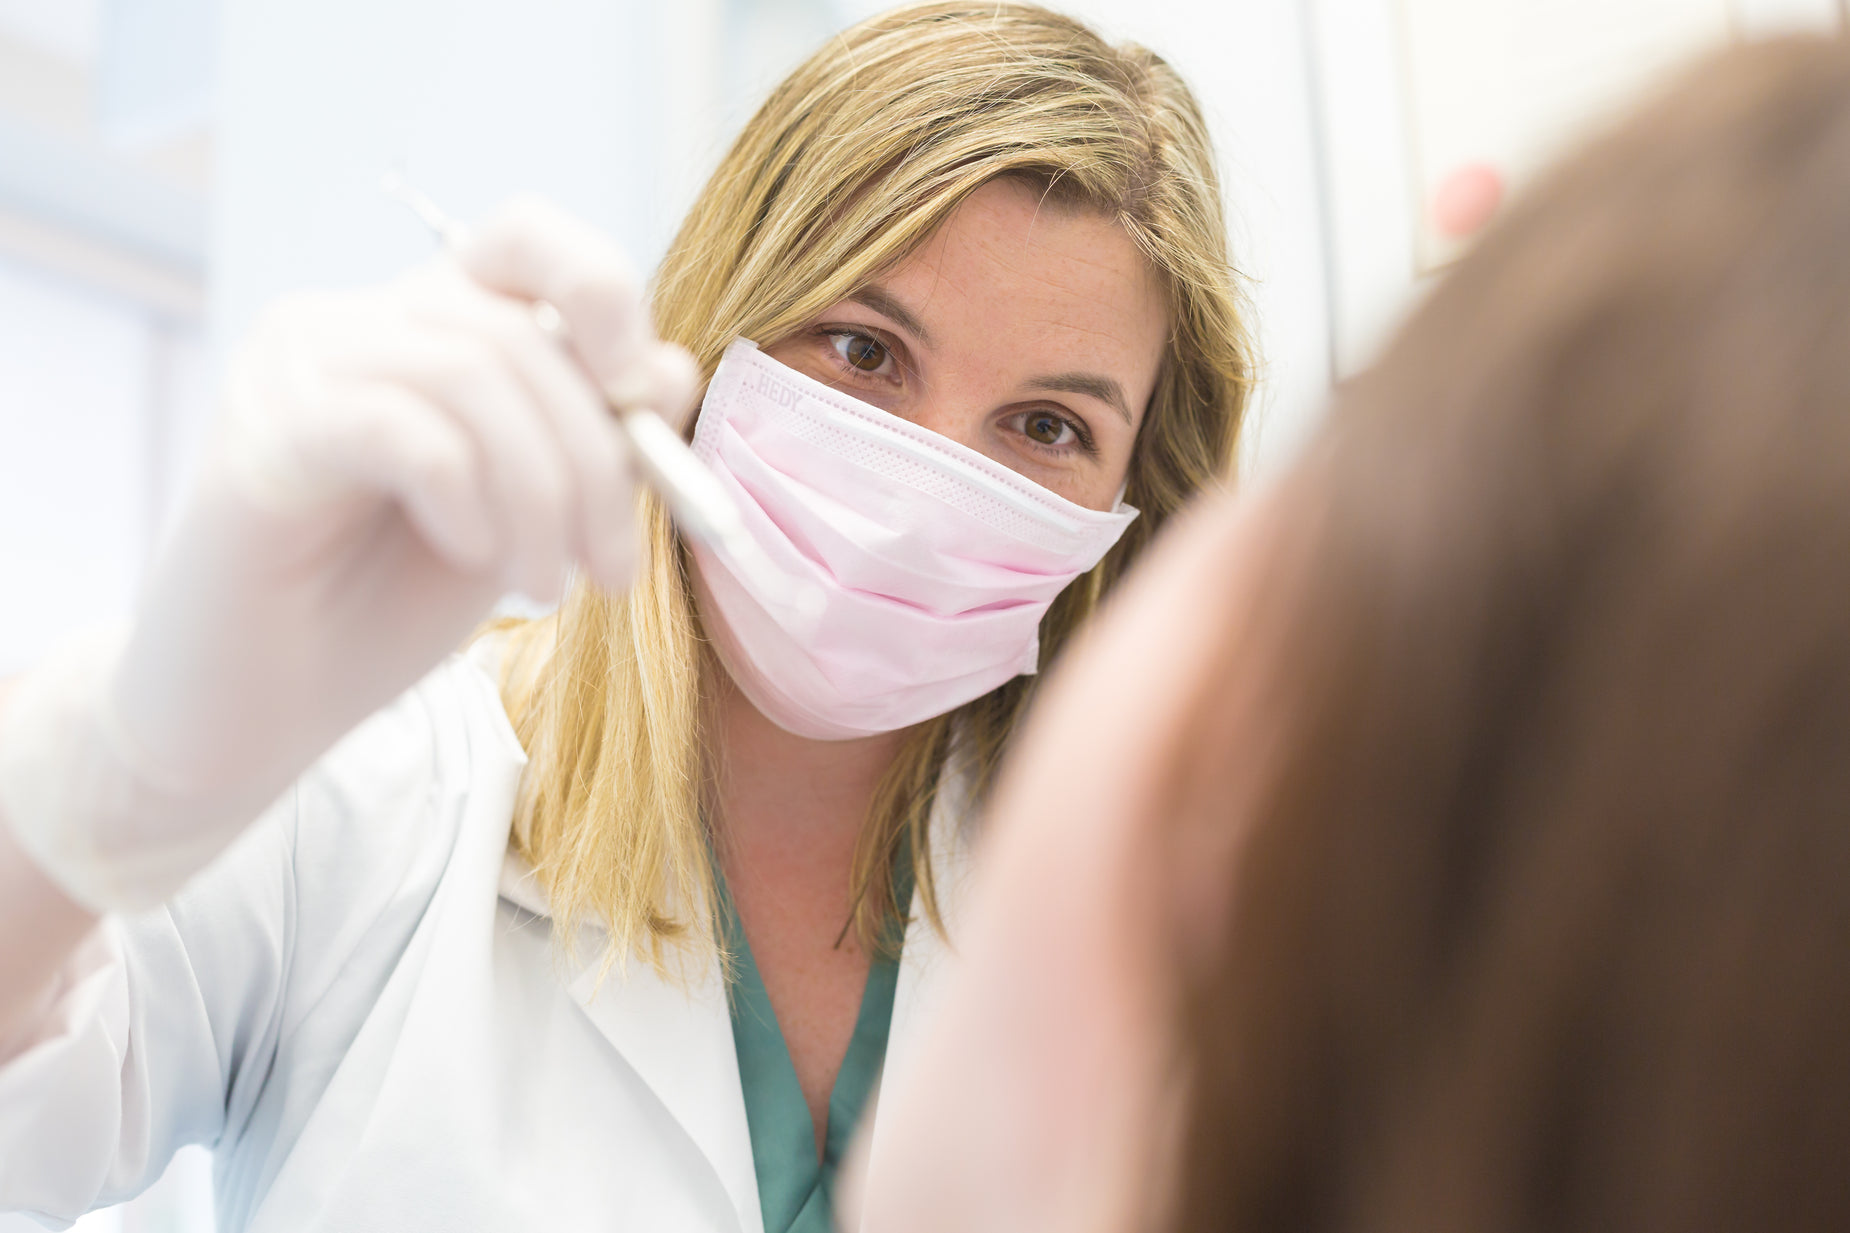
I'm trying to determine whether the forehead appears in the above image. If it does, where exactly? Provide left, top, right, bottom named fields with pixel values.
left=882, top=178, right=1169, bottom=370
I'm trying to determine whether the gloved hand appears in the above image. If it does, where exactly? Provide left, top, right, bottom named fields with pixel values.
left=0, top=197, right=697, bottom=913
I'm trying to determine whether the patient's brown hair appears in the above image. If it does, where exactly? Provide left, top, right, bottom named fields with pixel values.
left=1169, top=36, right=1850, bottom=1233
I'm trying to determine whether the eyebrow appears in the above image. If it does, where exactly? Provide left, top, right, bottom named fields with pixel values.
left=848, top=285, right=935, bottom=349
left=1027, top=373, right=1133, bottom=426
left=848, top=283, right=1134, bottom=426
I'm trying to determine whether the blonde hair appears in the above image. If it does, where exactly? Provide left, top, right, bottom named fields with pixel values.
left=500, top=0, right=1253, bottom=975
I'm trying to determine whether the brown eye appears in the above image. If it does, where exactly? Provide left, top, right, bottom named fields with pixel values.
left=1025, top=411, right=1073, bottom=446
left=844, top=334, right=887, bottom=372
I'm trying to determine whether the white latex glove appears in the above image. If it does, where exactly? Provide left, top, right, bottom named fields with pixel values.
left=0, top=197, right=697, bottom=913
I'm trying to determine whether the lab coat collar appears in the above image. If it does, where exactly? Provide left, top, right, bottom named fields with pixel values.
left=475, top=633, right=763, bottom=1229
left=493, top=763, right=978, bottom=1233
left=569, top=941, right=762, bottom=1233
left=497, top=854, right=761, bottom=1232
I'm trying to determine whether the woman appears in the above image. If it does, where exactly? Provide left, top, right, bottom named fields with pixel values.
left=858, top=33, right=1850, bottom=1233
left=0, top=3, right=1248, bottom=1230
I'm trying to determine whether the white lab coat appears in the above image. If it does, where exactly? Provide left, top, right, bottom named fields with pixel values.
left=0, top=646, right=975, bottom=1231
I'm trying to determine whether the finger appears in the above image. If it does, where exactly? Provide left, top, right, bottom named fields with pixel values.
left=312, top=380, right=498, bottom=572
left=643, top=343, right=702, bottom=435
left=410, top=279, right=642, bottom=590
left=456, top=195, right=649, bottom=389
left=360, top=326, right=576, bottom=603
left=604, top=342, right=702, bottom=432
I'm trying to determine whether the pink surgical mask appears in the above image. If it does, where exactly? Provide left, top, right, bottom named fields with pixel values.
left=688, top=339, right=1139, bottom=741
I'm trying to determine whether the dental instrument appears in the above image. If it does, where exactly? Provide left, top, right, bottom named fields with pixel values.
left=382, top=174, right=812, bottom=617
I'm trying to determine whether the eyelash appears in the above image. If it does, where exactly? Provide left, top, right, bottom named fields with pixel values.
left=819, top=327, right=905, bottom=385
left=814, top=325, right=1098, bottom=459
left=1014, top=409, right=1098, bottom=458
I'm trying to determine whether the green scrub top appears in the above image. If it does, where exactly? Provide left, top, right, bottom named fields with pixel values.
left=715, top=857, right=912, bottom=1233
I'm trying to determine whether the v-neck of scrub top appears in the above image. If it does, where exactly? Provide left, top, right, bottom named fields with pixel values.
left=715, top=856, right=912, bottom=1233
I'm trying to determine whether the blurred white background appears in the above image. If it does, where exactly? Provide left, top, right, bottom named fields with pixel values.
left=0, top=0, right=1842, bottom=1228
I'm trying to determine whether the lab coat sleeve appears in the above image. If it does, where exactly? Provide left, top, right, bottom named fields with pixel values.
left=0, top=796, right=294, bottom=1225
left=0, top=657, right=482, bottom=1226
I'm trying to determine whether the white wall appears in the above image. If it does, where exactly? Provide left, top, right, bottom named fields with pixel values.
left=211, top=0, right=678, bottom=363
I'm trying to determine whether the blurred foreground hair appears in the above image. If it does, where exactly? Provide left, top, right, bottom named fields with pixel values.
left=1170, top=36, right=1850, bottom=1233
